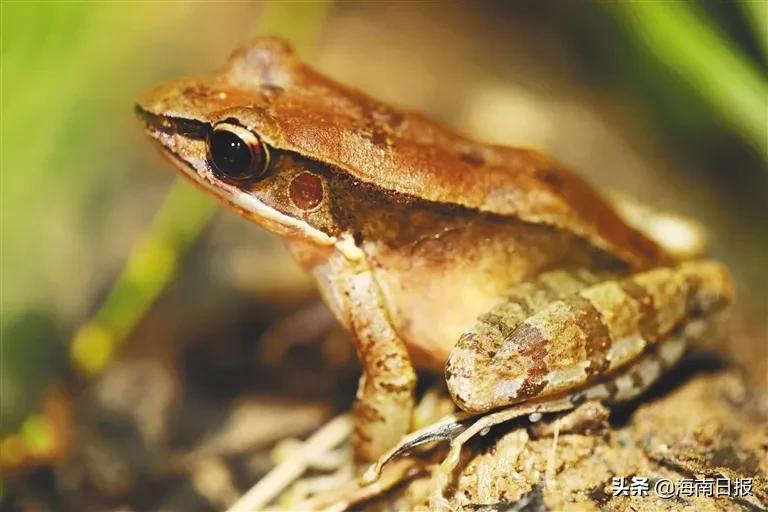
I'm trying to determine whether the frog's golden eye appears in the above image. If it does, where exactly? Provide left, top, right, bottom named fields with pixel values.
left=208, top=122, right=269, bottom=182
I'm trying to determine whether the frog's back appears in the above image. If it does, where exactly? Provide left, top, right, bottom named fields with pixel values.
left=141, top=38, right=664, bottom=270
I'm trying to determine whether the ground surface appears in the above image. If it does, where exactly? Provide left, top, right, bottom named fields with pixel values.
left=366, top=369, right=766, bottom=511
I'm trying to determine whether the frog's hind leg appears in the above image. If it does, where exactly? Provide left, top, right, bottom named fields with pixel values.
left=446, top=260, right=732, bottom=414
left=428, top=260, right=730, bottom=507
left=430, top=329, right=693, bottom=509
left=363, top=262, right=731, bottom=498
left=361, top=326, right=693, bottom=494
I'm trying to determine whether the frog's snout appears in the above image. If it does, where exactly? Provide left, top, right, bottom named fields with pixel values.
left=134, top=103, right=210, bottom=141
left=134, top=103, right=166, bottom=135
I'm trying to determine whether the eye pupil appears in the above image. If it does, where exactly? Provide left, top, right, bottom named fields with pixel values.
left=210, top=130, right=252, bottom=178
left=208, top=126, right=266, bottom=180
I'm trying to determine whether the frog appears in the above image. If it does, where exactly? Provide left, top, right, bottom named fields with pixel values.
left=135, top=38, right=732, bottom=474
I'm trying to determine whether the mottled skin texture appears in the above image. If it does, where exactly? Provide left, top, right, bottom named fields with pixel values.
left=136, top=38, right=732, bottom=464
left=447, top=262, right=731, bottom=413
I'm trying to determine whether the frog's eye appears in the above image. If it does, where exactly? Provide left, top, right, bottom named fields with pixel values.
left=208, top=122, right=269, bottom=182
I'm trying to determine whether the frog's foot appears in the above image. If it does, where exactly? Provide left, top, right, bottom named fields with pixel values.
left=360, top=412, right=471, bottom=485
left=426, top=398, right=574, bottom=510
left=360, top=397, right=574, bottom=488
left=528, top=400, right=610, bottom=438
left=357, top=397, right=572, bottom=510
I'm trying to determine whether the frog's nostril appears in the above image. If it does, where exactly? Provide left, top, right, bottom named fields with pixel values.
left=134, top=104, right=154, bottom=126
left=134, top=105, right=171, bottom=133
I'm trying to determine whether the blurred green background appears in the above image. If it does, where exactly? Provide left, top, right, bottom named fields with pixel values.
left=2, top=0, right=326, bottom=433
left=1, top=0, right=766, bottom=508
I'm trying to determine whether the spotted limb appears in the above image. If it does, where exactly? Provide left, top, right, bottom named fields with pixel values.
left=446, top=261, right=732, bottom=413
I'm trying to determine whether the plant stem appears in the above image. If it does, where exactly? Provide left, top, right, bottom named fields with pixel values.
left=70, top=0, right=331, bottom=376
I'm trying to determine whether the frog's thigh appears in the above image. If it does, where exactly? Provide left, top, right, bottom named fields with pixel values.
left=339, top=265, right=417, bottom=462
left=446, top=261, right=731, bottom=413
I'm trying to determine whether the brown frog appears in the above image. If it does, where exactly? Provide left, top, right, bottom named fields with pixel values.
left=135, top=39, right=732, bottom=471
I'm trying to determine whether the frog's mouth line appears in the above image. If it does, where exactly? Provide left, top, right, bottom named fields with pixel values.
left=135, top=105, right=338, bottom=248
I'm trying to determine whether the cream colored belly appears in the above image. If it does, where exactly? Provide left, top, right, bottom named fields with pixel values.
left=365, top=222, right=599, bottom=371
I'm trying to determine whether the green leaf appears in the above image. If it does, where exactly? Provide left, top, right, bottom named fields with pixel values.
left=612, top=1, right=768, bottom=164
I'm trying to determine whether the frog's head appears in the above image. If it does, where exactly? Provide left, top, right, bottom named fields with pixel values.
left=135, top=38, right=345, bottom=252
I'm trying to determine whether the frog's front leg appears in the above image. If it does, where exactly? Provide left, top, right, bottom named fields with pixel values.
left=329, top=254, right=417, bottom=463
